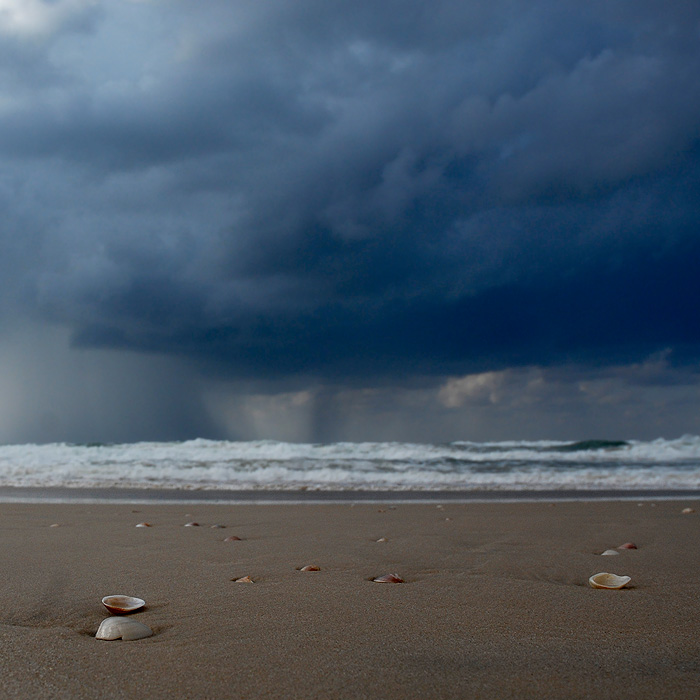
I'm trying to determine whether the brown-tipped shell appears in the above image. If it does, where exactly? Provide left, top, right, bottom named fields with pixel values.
left=372, top=573, right=404, bottom=583
left=682, top=507, right=695, bottom=514
left=233, top=575, right=254, bottom=583
left=135, top=522, right=152, bottom=527
left=184, top=521, right=200, bottom=527
left=588, top=572, right=631, bottom=589
left=617, top=542, right=637, bottom=549
left=96, top=617, right=152, bottom=641
left=299, top=565, right=320, bottom=572
left=102, top=595, right=146, bottom=614
left=224, top=535, right=242, bottom=542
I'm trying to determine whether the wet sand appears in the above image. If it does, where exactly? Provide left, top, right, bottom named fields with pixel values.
left=0, top=499, right=699, bottom=698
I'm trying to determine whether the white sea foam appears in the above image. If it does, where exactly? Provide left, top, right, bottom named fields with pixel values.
left=0, top=436, right=698, bottom=491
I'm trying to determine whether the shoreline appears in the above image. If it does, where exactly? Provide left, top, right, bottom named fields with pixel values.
left=1, top=499, right=699, bottom=698
left=1, top=485, right=699, bottom=504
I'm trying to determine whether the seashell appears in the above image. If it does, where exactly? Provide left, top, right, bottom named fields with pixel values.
left=372, top=573, right=404, bottom=583
left=210, top=524, right=225, bottom=529
left=49, top=523, right=60, bottom=528
left=96, top=617, right=153, bottom=641
left=184, top=522, right=199, bottom=527
left=233, top=575, right=254, bottom=583
left=223, top=535, right=242, bottom=542
left=101, top=595, right=146, bottom=615
left=135, top=522, right=151, bottom=528
left=600, top=549, right=619, bottom=556
left=617, top=542, right=637, bottom=550
left=682, top=507, right=695, bottom=514
left=588, top=572, right=631, bottom=589
left=299, top=565, right=320, bottom=572
left=375, top=537, right=388, bottom=542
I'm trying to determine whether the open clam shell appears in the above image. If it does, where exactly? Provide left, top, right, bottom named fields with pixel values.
left=588, top=572, right=631, bottom=589
left=101, top=595, right=146, bottom=615
left=96, top=617, right=152, bottom=641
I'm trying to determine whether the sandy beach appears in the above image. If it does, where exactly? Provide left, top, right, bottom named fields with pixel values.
left=0, top=499, right=699, bottom=699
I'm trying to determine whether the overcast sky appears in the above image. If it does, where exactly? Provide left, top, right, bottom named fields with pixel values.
left=1, top=0, right=699, bottom=444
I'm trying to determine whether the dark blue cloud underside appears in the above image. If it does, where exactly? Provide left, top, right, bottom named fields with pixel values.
left=2, top=0, right=699, bottom=387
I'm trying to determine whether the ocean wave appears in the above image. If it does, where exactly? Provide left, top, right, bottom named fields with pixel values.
left=0, top=436, right=698, bottom=490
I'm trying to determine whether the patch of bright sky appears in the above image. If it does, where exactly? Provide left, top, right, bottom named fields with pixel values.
left=0, top=0, right=92, bottom=38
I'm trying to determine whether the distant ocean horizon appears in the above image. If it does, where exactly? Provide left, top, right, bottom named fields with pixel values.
left=0, top=436, right=699, bottom=493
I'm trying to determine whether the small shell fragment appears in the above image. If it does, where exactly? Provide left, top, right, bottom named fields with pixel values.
left=588, top=572, right=631, bottom=589
left=233, top=576, right=254, bottom=583
left=184, top=522, right=200, bottom=527
left=600, top=549, right=619, bottom=556
left=135, top=522, right=152, bottom=528
left=96, top=617, right=153, bottom=641
left=299, top=565, right=320, bottom=572
left=101, top=595, right=145, bottom=615
left=682, top=508, right=695, bottom=514
left=210, top=524, right=226, bottom=529
left=224, top=535, right=242, bottom=542
left=372, top=573, right=404, bottom=583
left=375, top=537, right=388, bottom=543
left=617, top=542, right=637, bottom=550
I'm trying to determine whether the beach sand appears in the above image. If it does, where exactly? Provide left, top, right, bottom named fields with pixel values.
left=0, top=499, right=698, bottom=699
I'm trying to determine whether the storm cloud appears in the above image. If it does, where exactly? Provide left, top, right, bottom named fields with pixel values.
left=1, top=0, right=699, bottom=442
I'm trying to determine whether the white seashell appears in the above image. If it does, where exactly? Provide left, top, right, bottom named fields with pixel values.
left=588, top=572, right=631, bottom=589
left=682, top=507, right=695, bottom=514
left=102, top=595, right=145, bottom=615
left=600, top=549, right=619, bottom=556
left=96, top=617, right=153, bottom=641
left=135, top=522, right=152, bottom=528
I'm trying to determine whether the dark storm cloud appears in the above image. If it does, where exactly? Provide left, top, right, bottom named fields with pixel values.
left=1, top=0, right=700, bottom=383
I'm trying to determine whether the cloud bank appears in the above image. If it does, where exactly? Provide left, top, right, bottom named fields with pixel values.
left=0, top=1, right=699, bottom=441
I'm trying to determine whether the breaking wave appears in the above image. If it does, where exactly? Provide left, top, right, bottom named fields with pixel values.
left=0, top=435, right=698, bottom=491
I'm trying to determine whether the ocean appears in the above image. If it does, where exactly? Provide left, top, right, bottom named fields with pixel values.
left=0, top=435, right=699, bottom=495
